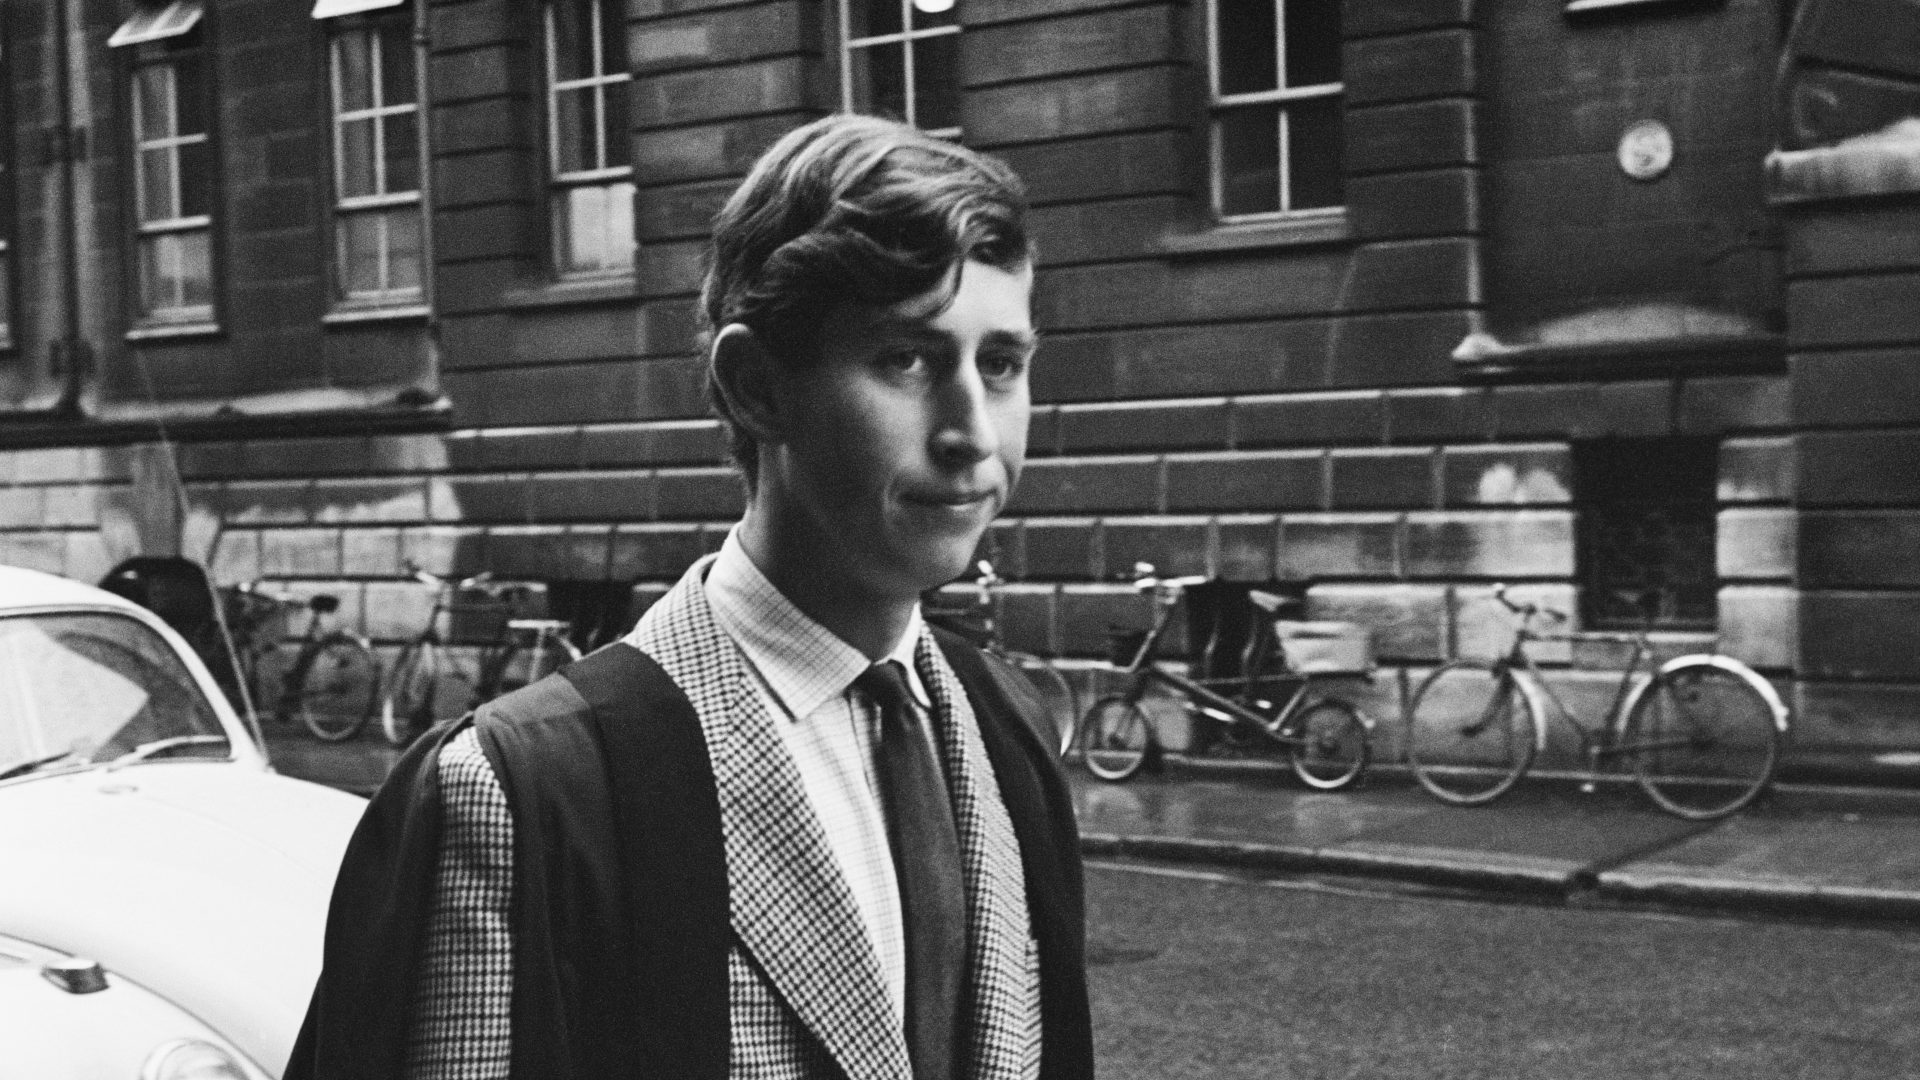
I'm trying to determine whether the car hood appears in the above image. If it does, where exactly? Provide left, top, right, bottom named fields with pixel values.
left=0, top=763, right=364, bottom=1077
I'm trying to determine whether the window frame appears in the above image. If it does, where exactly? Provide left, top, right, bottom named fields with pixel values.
left=324, top=10, right=427, bottom=313
left=0, top=21, right=16, bottom=352
left=121, top=25, right=220, bottom=334
left=1204, top=0, right=1346, bottom=226
left=543, top=0, right=636, bottom=280
left=837, top=0, right=962, bottom=140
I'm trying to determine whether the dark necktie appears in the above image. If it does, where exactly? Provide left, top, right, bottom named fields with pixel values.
left=856, top=660, right=966, bottom=1080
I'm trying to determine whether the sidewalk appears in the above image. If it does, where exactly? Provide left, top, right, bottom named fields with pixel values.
left=261, top=727, right=1920, bottom=925
left=1073, top=759, right=1920, bottom=924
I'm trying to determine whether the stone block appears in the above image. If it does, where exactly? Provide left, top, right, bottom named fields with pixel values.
left=311, top=478, right=432, bottom=524
left=1441, top=443, right=1572, bottom=507
left=1009, top=457, right=1161, bottom=514
left=1800, top=511, right=1920, bottom=588
left=447, top=428, right=581, bottom=473
left=609, top=524, right=709, bottom=580
left=1791, top=680, right=1920, bottom=752
left=1056, top=398, right=1231, bottom=453
left=1021, top=517, right=1098, bottom=580
left=1718, top=436, right=1795, bottom=503
left=1347, top=100, right=1477, bottom=174
left=510, top=305, right=649, bottom=367
left=1100, top=517, right=1211, bottom=581
left=525, top=471, right=657, bottom=523
left=965, top=5, right=1174, bottom=86
left=1276, top=512, right=1401, bottom=580
left=1718, top=507, right=1796, bottom=581
left=1403, top=510, right=1575, bottom=579
left=1347, top=29, right=1477, bottom=106
left=628, top=3, right=809, bottom=74
left=1231, top=391, right=1386, bottom=448
left=1786, top=204, right=1920, bottom=276
left=632, top=113, right=812, bottom=185
left=1789, top=273, right=1920, bottom=349
left=0, top=532, right=64, bottom=574
left=1027, top=407, right=1062, bottom=457
left=654, top=467, right=747, bottom=521
left=1792, top=348, right=1920, bottom=428
left=1305, top=582, right=1449, bottom=662
left=0, top=486, right=46, bottom=528
left=259, top=528, right=343, bottom=578
left=1799, top=429, right=1920, bottom=506
left=1348, top=169, right=1481, bottom=240
left=1799, top=591, right=1920, bottom=681
left=1216, top=516, right=1280, bottom=582
left=996, top=584, right=1059, bottom=657
left=1717, top=585, right=1799, bottom=672
left=400, top=526, right=489, bottom=577
left=1165, top=450, right=1322, bottom=513
left=486, top=526, right=613, bottom=580
left=210, top=530, right=263, bottom=584
left=10, top=447, right=85, bottom=483
left=341, top=527, right=405, bottom=577
left=436, top=475, right=531, bottom=524
left=1347, top=0, right=1474, bottom=36
left=965, top=66, right=1180, bottom=147
left=1489, top=381, right=1673, bottom=440
left=1027, top=196, right=1186, bottom=265
left=1329, top=447, right=1437, bottom=510
left=1057, top=583, right=1168, bottom=660
left=630, top=57, right=812, bottom=129
left=278, top=582, right=365, bottom=635
left=1677, top=374, right=1790, bottom=435
left=579, top=420, right=730, bottom=468
left=1449, top=584, right=1577, bottom=665
left=996, top=131, right=1188, bottom=206
left=62, top=532, right=115, bottom=586
left=637, top=178, right=734, bottom=241
left=1326, top=311, right=1475, bottom=388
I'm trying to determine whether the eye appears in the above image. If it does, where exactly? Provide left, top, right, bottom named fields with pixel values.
left=978, top=349, right=1030, bottom=386
left=878, top=348, right=932, bottom=374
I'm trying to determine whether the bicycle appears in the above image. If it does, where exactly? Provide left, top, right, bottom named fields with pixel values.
left=379, top=563, right=584, bottom=745
left=222, top=581, right=382, bottom=742
left=1077, top=564, right=1372, bottom=790
left=925, top=560, right=1080, bottom=757
left=1403, top=584, right=1788, bottom=820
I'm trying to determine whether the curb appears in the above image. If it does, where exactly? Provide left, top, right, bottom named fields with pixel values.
left=1079, top=833, right=1572, bottom=897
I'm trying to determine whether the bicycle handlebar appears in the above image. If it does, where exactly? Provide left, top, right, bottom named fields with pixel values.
left=404, top=559, right=493, bottom=593
left=1489, top=582, right=1568, bottom=626
left=1130, top=562, right=1208, bottom=595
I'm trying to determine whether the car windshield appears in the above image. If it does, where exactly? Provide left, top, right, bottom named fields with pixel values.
left=0, top=611, right=229, bottom=779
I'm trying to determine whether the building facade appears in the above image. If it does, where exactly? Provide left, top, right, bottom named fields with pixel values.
left=0, top=0, right=1914, bottom=774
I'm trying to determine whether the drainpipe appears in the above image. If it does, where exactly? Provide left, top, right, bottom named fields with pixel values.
left=412, top=0, right=439, bottom=389
left=48, top=0, right=91, bottom=414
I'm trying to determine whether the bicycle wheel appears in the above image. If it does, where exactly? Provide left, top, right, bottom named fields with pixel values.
left=292, top=635, right=381, bottom=742
left=1287, top=697, right=1369, bottom=791
left=1010, top=652, right=1079, bottom=757
left=1625, top=659, right=1781, bottom=820
left=1079, top=695, right=1151, bottom=781
left=1406, top=660, right=1538, bottom=805
left=246, top=645, right=294, bottom=725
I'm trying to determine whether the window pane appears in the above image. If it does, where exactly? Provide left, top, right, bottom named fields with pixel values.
left=603, top=81, right=631, bottom=168
left=1216, top=0, right=1278, bottom=96
left=338, top=212, right=384, bottom=296
left=384, top=111, right=420, bottom=194
left=178, top=139, right=212, bottom=218
left=849, top=40, right=907, bottom=122
left=334, top=31, right=373, bottom=114
left=385, top=208, right=423, bottom=293
left=1283, top=0, right=1341, bottom=88
left=599, top=0, right=628, bottom=70
left=909, top=0, right=957, bottom=32
left=1217, top=105, right=1280, bottom=216
left=135, top=66, right=175, bottom=142
left=849, top=0, right=904, bottom=38
left=140, top=147, right=178, bottom=222
left=553, top=87, right=593, bottom=174
left=0, top=254, right=12, bottom=343
left=379, top=18, right=416, bottom=106
left=173, top=57, right=209, bottom=137
left=140, top=231, right=211, bottom=315
left=1286, top=96, right=1343, bottom=209
left=550, top=0, right=594, bottom=83
left=338, top=117, right=377, bottom=197
left=556, top=182, right=636, bottom=275
left=913, top=32, right=959, bottom=132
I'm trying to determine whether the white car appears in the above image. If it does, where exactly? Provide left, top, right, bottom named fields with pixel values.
left=0, top=565, right=364, bottom=1079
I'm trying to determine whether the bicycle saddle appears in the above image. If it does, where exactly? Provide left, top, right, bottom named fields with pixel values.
left=507, top=618, right=572, bottom=632
left=1247, top=590, right=1302, bottom=614
left=308, top=594, right=341, bottom=614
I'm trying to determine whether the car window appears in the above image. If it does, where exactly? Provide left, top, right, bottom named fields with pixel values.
left=0, top=612, right=226, bottom=774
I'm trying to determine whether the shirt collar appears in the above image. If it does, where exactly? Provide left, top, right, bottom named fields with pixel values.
left=704, top=528, right=931, bottom=721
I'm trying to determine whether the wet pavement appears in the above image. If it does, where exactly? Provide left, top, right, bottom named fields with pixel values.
left=259, top=725, right=1920, bottom=925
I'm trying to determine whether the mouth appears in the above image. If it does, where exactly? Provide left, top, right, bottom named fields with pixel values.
left=901, top=489, right=998, bottom=512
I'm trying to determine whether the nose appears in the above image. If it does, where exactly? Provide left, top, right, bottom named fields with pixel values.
left=930, top=361, right=998, bottom=468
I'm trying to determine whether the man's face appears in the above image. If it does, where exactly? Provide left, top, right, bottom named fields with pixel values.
left=763, top=258, right=1036, bottom=604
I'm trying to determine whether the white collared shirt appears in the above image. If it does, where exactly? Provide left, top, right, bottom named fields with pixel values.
left=632, top=528, right=927, bottom=1023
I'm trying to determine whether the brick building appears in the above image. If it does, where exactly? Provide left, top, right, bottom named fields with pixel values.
left=0, top=0, right=1914, bottom=774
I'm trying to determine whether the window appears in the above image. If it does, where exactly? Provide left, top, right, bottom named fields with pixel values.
left=115, top=1, right=215, bottom=325
left=1574, top=438, right=1719, bottom=631
left=546, top=0, right=634, bottom=277
left=1207, top=0, right=1343, bottom=220
left=839, top=0, right=960, bottom=138
left=328, top=13, right=423, bottom=307
left=0, top=29, right=13, bottom=350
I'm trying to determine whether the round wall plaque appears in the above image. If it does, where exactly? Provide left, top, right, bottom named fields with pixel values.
left=1618, top=120, right=1675, bottom=181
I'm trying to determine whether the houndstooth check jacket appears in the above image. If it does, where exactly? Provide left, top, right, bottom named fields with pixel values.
left=287, top=558, right=1092, bottom=1080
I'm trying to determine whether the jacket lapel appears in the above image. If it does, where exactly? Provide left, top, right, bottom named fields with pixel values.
left=631, top=560, right=911, bottom=1080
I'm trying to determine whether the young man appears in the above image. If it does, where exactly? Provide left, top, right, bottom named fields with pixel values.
left=287, top=115, right=1091, bottom=1080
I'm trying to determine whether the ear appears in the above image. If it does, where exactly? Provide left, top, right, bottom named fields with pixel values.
left=710, top=323, right=786, bottom=444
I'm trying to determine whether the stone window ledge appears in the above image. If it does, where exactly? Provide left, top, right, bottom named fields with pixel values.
left=1155, top=211, right=1351, bottom=260
left=1767, top=138, right=1920, bottom=205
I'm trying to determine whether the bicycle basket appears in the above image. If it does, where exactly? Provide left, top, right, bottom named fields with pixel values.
left=1274, top=620, right=1374, bottom=674
left=1107, top=628, right=1149, bottom=667
left=447, top=585, right=538, bottom=644
left=222, top=588, right=291, bottom=642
